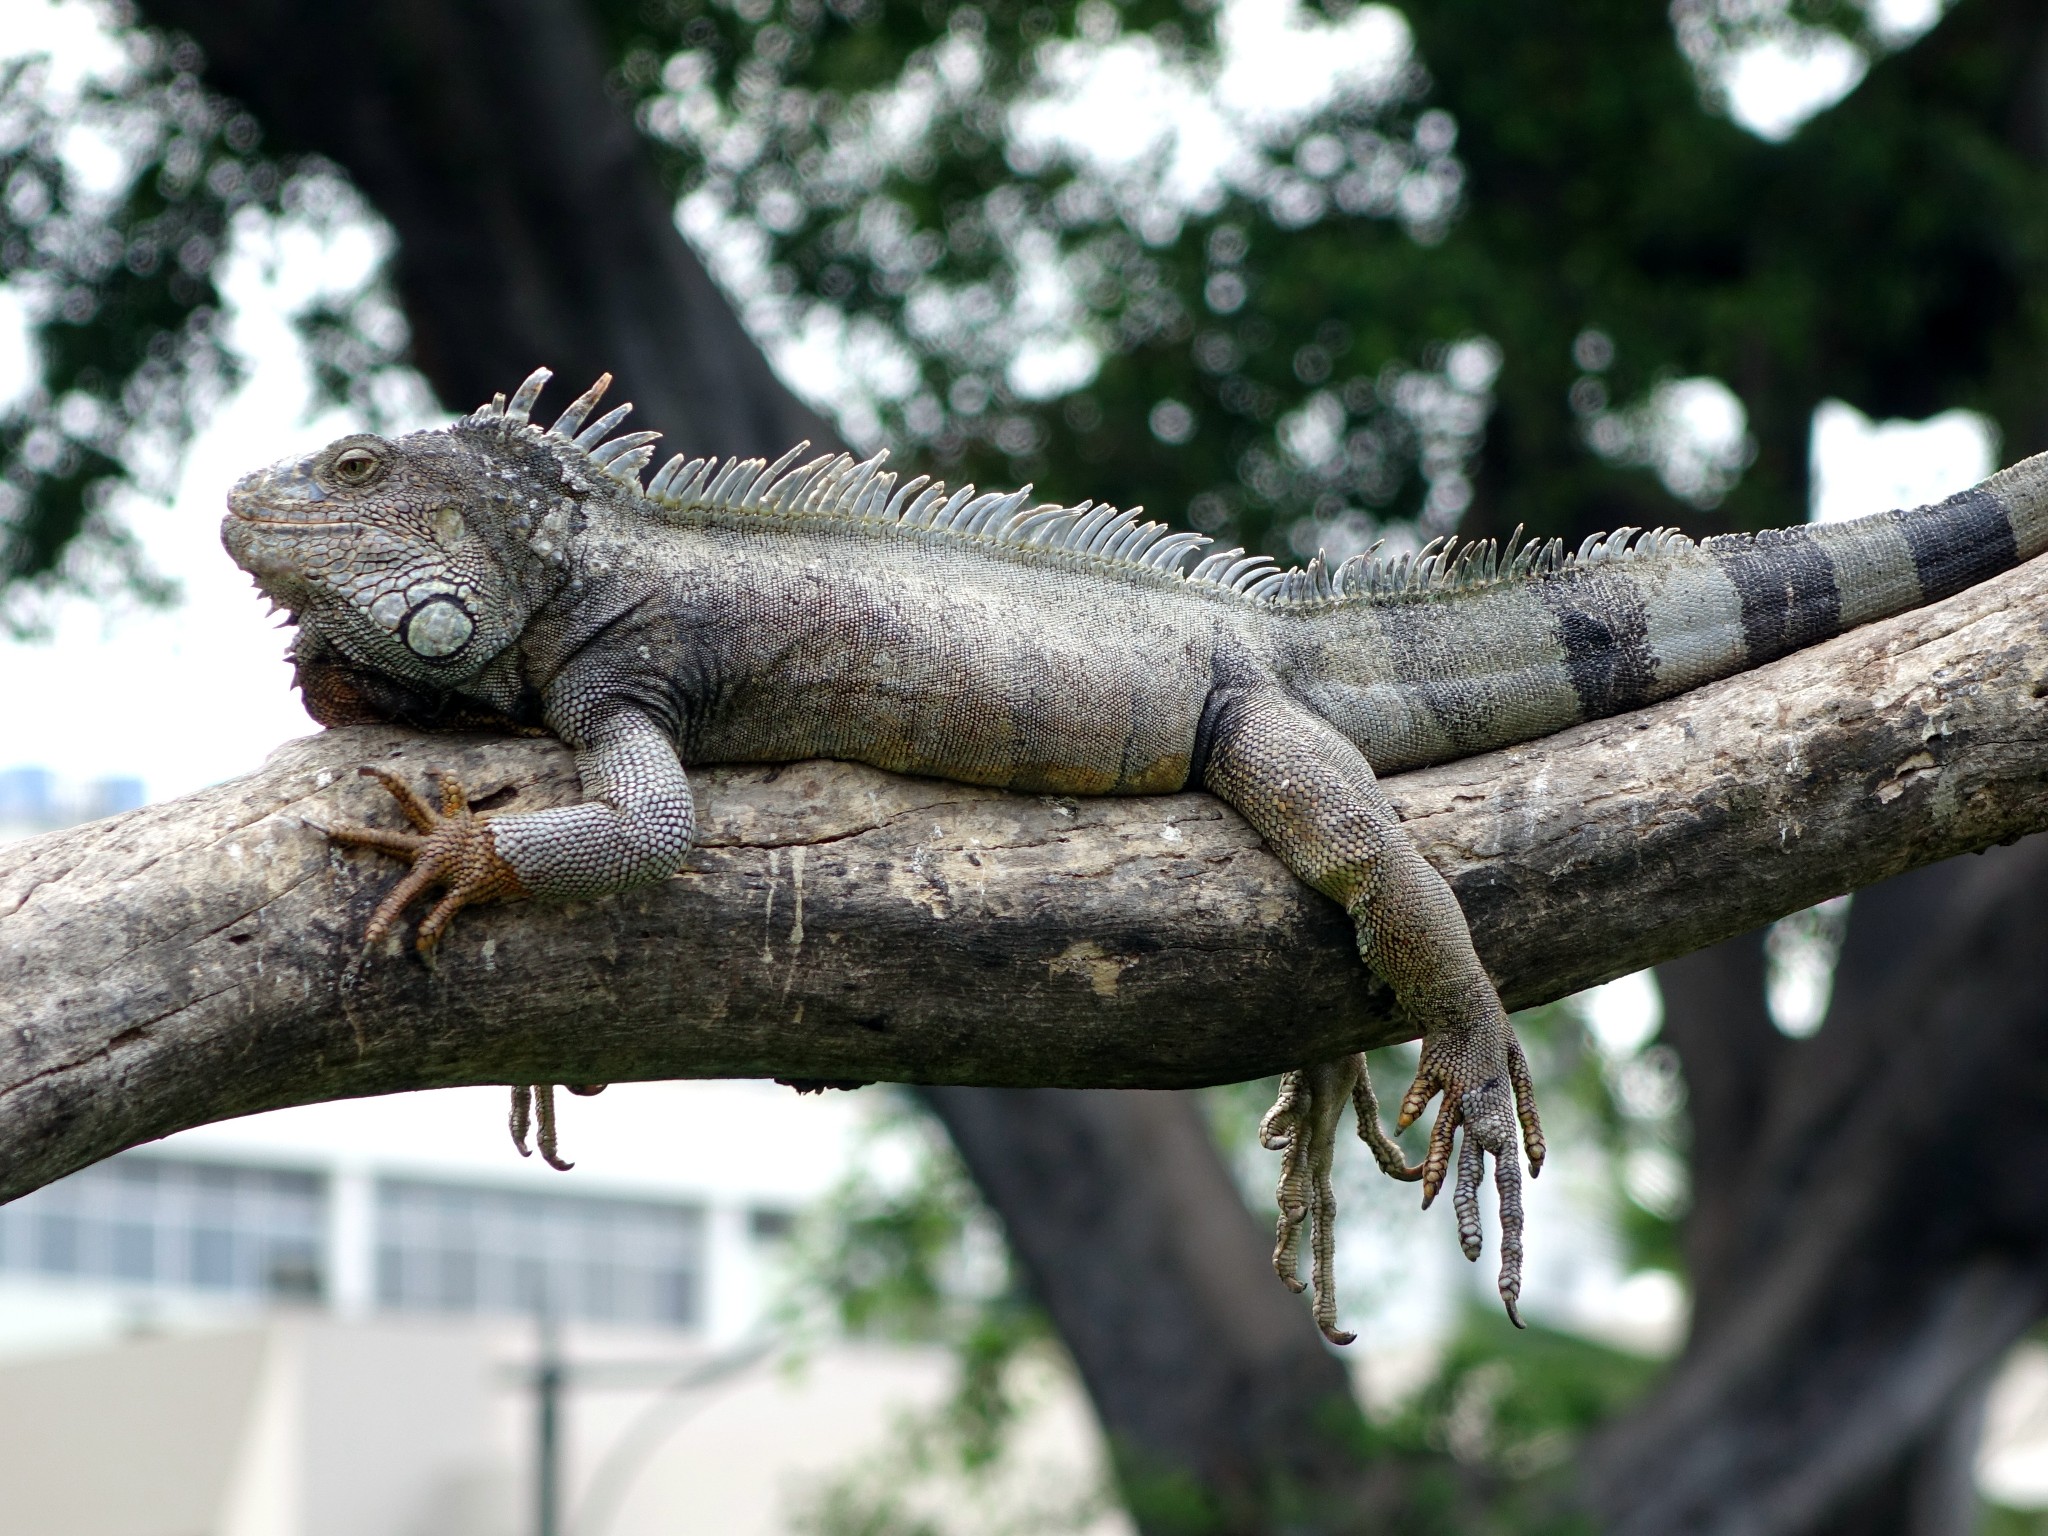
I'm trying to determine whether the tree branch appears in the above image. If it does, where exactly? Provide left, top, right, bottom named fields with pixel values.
left=7, top=555, right=2048, bottom=1199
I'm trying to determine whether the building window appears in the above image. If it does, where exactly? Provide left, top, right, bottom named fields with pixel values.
left=0, top=1155, right=710, bottom=1331
left=374, top=1179, right=705, bottom=1329
left=0, top=1155, right=325, bottom=1298
left=36, top=1214, right=78, bottom=1274
left=111, top=1223, right=152, bottom=1281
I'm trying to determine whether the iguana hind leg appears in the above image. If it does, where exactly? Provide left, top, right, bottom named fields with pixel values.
left=1203, top=688, right=1544, bottom=1335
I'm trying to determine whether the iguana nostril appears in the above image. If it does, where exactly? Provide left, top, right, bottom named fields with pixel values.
left=402, top=595, right=474, bottom=657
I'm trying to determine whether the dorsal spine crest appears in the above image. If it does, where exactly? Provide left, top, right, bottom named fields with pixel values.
left=466, top=369, right=1705, bottom=607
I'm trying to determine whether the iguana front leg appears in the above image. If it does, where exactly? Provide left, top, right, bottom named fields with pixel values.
left=327, top=705, right=693, bottom=1166
left=327, top=704, right=696, bottom=952
left=1203, top=688, right=1545, bottom=1338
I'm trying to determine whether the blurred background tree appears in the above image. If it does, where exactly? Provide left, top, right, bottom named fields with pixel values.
left=11, top=0, right=2048, bottom=1532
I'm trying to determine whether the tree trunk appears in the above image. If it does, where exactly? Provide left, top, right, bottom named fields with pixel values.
left=1657, top=928, right=1780, bottom=1341
left=926, top=1088, right=1400, bottom=1534
left=1811, top=1367, right=1994, bottom=1536
left=141, top=0, right=832, bottom=458
left=1585, top=841, right=2048, bottom=1535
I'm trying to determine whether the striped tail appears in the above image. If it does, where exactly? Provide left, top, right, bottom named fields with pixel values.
left=1705, top=449, right=2048, bottom=670
left=1241, top=452, right=2048, bottom=776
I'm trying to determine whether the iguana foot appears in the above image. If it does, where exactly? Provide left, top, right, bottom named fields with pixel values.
left=509, top=1083, right=606, bottom=1171
left=328, top=767, right=528, bottom=956
left=1395, top=1021, right=1544, bottom=1326
left=1259, top=1053, right=1421, bottom=1344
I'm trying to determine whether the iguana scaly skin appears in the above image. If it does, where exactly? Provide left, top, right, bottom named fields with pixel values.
left=223, top=367, right=2048, bottom=1342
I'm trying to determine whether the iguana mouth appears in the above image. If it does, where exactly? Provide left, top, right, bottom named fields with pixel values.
left=228, top=515, right=361, bottom=531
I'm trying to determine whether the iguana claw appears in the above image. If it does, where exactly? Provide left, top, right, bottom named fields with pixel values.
left=1394, top=1024, right=1544, bottom=1327
left=333, top=770, right=610, bottom=1172
left=1259, top=1053, right=1421, bottom=1344
left=327, top=766, right=528, bottom=956
left=510, top=1083, right=608, bottom=1171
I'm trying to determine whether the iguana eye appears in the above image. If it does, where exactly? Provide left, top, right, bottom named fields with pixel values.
left=332, top=447, right=382, bottom=485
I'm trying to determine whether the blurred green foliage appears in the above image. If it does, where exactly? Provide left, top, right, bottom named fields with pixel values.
left=775, top=1096, right=1046, bottom=1460
left=1521, top=996, right=1688, bottom=1277
left=0, top=14, right=408, bottom=625
left=1358, top=1310, right=1660, bottom=1536
left=0, top=29, right=260, bottom=610
left=579, top=0, right=2048, bottom=568
left=784, top=992, right=1688, bottom=1533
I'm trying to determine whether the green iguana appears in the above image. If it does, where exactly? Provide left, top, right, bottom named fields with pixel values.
left=222, top=366, right=2048, bottom=1343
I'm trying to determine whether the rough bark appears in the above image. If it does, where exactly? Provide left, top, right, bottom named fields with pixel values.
left=1584, top=841, right=2048, bottom=1536
left=8, top=549, right=2048, bottom=1203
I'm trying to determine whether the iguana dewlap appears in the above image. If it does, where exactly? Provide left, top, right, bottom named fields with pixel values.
left=223, top=367, right=2048, bottom=1342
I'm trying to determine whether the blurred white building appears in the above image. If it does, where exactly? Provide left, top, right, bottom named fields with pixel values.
left=0, top=1076, right=1119, bottom=1536
left=0, top=764, right=146, bottom=839
left=0, top=1004, right=841, bottom=1350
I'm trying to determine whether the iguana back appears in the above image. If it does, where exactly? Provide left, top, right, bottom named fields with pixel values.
left=534, top=402, right=2048, bottom=783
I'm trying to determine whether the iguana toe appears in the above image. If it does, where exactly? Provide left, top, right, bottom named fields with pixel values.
left=1396, top=1020, right=1540, bottom=1327
left=1262, top=1057, right=1354, bottom=1343
left=509, top=1083, right=609, bottom=1171
left=510, top=1083, right=573, bottom=1170
left=1258, top=1053, right=1421, bottom=1345
left=1258, top=1069, right=1315, bottom=1298
left=328, top=766, right=528, bottom=955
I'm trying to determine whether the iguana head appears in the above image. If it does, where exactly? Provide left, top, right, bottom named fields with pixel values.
left=222, top=369, right=655, bottom=692
left=224, top=427, right=520, bottom=686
